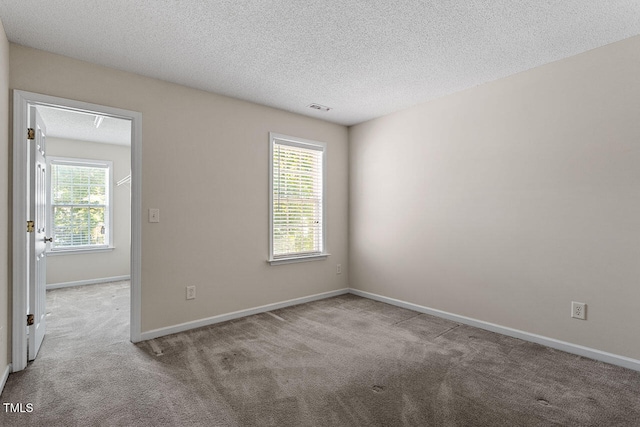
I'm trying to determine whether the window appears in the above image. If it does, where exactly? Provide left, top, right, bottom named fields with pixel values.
left=47, top=157, right=113, bottom=252
left=269, top=133, right=327, bottom=264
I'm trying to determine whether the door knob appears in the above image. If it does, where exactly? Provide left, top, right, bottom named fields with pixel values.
left=44, top=237, right=53, bottom=243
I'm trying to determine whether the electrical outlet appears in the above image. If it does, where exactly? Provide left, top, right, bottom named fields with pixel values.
left=186, top=286, right=196, bottom=300
left=336, top=264, right=342, bottom=274
left=571, top=301, right=586, bottom=320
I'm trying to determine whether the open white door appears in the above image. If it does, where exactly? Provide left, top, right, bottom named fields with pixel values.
left=28, top=106, right=48, bottom=360
left=13, top=90, right=142, bottom=372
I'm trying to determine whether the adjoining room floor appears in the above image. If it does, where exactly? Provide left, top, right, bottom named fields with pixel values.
left=2, top=283, right=640, bottom=426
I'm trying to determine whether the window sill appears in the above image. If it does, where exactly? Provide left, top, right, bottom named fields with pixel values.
left=268, top=253, right=330, bottom=265
left=47, top=246, right=115, bottom=256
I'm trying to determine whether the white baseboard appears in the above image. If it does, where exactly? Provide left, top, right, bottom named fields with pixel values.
left=136, top=285, right=640, bottom=372
left=47, top=275, right=131, bottom=290
left=1, top=364, right=10, bottom=396
left=140, top=288, right=350, bottom=341
left=349, top=289, right=640, bottom=372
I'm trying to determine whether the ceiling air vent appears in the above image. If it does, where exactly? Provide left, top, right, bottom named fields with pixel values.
left=307, top=103, right=332, bottom=112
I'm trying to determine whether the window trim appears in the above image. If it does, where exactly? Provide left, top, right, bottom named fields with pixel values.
left=46, top=156, right=114, bottom=254
left=268, top=132, right=329, bottom=265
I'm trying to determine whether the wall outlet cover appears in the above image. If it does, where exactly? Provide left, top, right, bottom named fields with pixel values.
left=571, top=301, right=586, bottom=320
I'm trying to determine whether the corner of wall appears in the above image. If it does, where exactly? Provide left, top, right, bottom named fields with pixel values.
left=0, top=16, right=12, bottom=391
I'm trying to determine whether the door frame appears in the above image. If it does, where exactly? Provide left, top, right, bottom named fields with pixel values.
left=12, top=90, right=143, bottom=372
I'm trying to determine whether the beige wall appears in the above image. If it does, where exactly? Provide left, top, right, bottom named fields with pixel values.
left=10, top=25, right=637, bottom=366
left=350, top=35, right=640, bottom=360
left=0, top=19, right=9, bottom=373
left=10, top=44, right=349, bottom=332
left=46, top=137, right=131, bottom=285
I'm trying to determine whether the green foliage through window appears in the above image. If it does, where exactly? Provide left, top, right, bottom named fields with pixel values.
left=272, top=138, right=324, bottom=258
left=50, top=161, right=110, bottom=248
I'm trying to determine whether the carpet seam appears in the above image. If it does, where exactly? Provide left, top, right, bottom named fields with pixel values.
left=432, top=324, right=462, bottom=340
left=391, top=313, right=423, bottom=326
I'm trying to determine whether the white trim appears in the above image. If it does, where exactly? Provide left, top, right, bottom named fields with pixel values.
left=47, top=155, right=114, bottom=251
left=269, top=132, right=327, bottom=151
left=46, top=275, right=131, bottom=290
left=268, top=132, right=328, bottom=263
left=0, top=364, right=10, bottom=395
left=46, top=157, right=112, bottom=167
left=46, top=246, right=115, bottom=256
left=11, top=90, right=143, bottom=371
left=349, top=289, right=640, bottom=372
left=12, top=91, right=29, bottom=372
left=130, top=106, right=143, bottom=343
left=137, top=286, right=640, bottom=371
left=268, top=253, right=330, bottom=265
left=140, top=288, right=349, bottom=341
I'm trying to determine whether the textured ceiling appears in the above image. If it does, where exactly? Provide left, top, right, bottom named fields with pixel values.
left=2, top=1, right=640, bottom=126
left=37, top=106, right=131, bottom=146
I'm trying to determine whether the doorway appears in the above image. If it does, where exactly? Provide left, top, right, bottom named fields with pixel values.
left=12, top=90, right=142, bottom=372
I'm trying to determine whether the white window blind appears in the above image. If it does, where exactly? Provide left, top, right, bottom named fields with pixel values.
left=270, top=134, right=326, bottom=261
left=49, top=158, right=112, bottom=250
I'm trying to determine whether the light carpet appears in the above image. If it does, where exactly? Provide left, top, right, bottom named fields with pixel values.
left=2, top=282, right=640, bottom=426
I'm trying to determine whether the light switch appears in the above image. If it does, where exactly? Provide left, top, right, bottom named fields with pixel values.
left=149, top=208, right=160, bottom=223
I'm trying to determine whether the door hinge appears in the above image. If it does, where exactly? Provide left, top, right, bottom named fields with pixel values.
left=27, top=220, right=35, bottom=233
left=27, top=314, right=34, bottom=326
left=27, top=128, right=35, bottom=140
